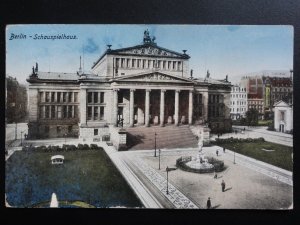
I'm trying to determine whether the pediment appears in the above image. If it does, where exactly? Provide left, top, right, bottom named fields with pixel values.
left=113, top=72, right=195, bottom=83
left=113, top=45, right=187, bottom=59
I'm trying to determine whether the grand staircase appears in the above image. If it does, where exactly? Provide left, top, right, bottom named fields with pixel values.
left=126, top=125, right=198, bottom=150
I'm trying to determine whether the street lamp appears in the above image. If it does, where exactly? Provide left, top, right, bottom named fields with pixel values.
left=166, top=166, right=176, bottom=195
left=154, top=132, right=157, bottom=157
left=158, top=149, right=161, bottom=170
left=15, top=122, right=17, bottom=140
left=233, top=146, right=236, bottom=164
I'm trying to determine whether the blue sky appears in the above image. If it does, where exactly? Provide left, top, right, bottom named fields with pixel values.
left=6, top=25, right=293, bottom=84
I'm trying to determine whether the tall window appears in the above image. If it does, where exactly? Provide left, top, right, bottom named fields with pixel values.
left=57, top=106, right=62, bottom=119
left=87, top=107, right=92, bottom=120
left=57, top=92, right=61, bottom=103
left=94, top=107, right=99, bottom=120
left=39, top=92, right=44, bottom=102
left=63, top=92, right=67, bottom=102
left=74, top=92, right=78, bottom=102
left=132, top=59, right=136, bottom=67
left=127, top=58, right=130, bottom=67
left=51, top=106, right=55, bottom=118
left=94, top=92, right=98, bottom=103
left=100, top=92, right=104, bottom=103
left=63, top=106, right=67, bottom=118
left=74, top=106, right=78, bottom=118
left=68, top=106, right=72, bottom=118
left=88, top=92, right=93, bottom=103
left=100, top=106, right=104, bottom=120
left=177, top=61, right=181, bottom=70
left=45, top=106, right=50, bottom=118
left=45, top=92, right=50, bottom=102
left=51, top=92, right=55, bottom=102
left=68, top=92, right=72, bottom=102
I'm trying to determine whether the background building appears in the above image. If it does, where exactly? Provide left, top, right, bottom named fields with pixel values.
left=230, top=85, right=248, bottom=120
left=273, top=100, right=293, bottom=133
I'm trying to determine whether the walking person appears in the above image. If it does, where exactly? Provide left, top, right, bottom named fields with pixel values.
left=207, top=197, right=211, bottom=209
left=216, top=150, right=219, bottom=156
left=223, top=147, right=225, bottom=153
left=221, top=180, right=226, bottom=192
left=214, top=171, right=218, bottom=179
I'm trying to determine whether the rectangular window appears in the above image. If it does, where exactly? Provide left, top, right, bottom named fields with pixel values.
left=116, top=58, right=120, bottom=67
left=118, top=92, right=123, bottom=103
left=173, top=61, right=176, bottom=70
left=51, top=106, right=56, bottom=118
left=74, top=92, right=78, bottom=102
left=157, top=60, right=161, bottom=68
left=168, top=61, right=171, bottom=69
left=100, top=92, right=104, bottom=103
left=57, top=92, right=61, bottom=103
left=39, top=92, right=44, bottom=102
left=88, top=92, right=93, bottom=103
left=137, top=59, right=141, bottom=68
left=143, top=59, right=146, bottom=68
left=94, top=129, right=98, bottom=136
left=94, top=107, right=99, bottom=120
left=127, top=58, right=130, bottom=67
left=121, top=58, right=125, bottom=68
left=87, top=107, right=92, bottom=120
left=68, top=106, right=72, bottom=118
left=153, top=60, right=156, bottom=68
left=39, top=106, right=43, bottom=118
left=51, top=92, right=55, bottom=102
left=74, top=105, right=78, bottom=118
left=63, top=106, right=67, bottom=118
left=100, top=106, right=104, bottom=120
left=45, top=92, right=50, bottom=102
left=68, top=92, right=72, bottom=102
left=177, top=61, right=181, bottom=70
left=94, top=92, right=98, bottom=103
left=57, top=106, right=62, bottom=119
left=163, top=61, right=166, bottom=69
left=45, top=106, right=50, bottom=118
left=63, top=92, right=67, bottom=102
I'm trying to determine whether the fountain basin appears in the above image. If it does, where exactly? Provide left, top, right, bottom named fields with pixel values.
left=176, top=156, right=225, bottom=173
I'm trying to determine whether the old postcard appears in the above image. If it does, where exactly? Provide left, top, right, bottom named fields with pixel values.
left=5, top=24, right=293, bottom=209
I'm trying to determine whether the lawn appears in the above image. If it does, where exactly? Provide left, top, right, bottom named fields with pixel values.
left=216, top=141, right=293, bottom=171
left=5, top=149, right=143, bottom=208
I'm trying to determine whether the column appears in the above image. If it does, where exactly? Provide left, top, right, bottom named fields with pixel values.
left=188, top=90, right=193, bottom=125
left=72, top=105, right=75, bottom=118
left=174, top=90, right=180, bottom=126
left=80, top=89, right=87, bottom=125
left=129, top=89, right=135, bottom=127
left=145, top=89, right=151, bottom=127
left=54, top=92, right=57, bottom=102
left=202, top=91, right=209, bottom=121
left=91, top=106, right=94, bottom=121
left=113, top=89, right=118, bottom=126
left=160, top=89, right=166, bottom=126
left=55, top=105, right=58, bottom=119
left=43, top=105, right=46, bottom=118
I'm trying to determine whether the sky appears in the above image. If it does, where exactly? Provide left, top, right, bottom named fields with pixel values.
left=6, top=25, right=293, bottom=84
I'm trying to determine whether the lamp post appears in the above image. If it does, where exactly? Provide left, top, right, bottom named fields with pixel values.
left=15, top=122, right=17, bottom=140
left=166, top=166, right=176, bottom=195
left=20, top=130, right=24, bottom=146
left=233, top=146, right=236, bottom=164
left=154, top=132, right=157, bottom=157
left=158, top=149, right=161, bottom=170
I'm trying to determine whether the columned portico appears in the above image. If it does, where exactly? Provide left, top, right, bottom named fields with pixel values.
left=145, top=89, right=151, bottom=127
left=174, top=90, right=180, bottom=126
left=129, top=89, right=135, bottom=127
left=160, top=89, right=166, bottom=126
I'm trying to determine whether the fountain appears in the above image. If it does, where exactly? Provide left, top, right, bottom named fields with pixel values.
left=176, top=128, right=224, bottom=173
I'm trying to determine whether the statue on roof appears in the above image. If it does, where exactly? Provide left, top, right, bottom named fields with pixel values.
left=143, top=29, right=156, bottom=44
left=206, top=70, right=210, bottom=78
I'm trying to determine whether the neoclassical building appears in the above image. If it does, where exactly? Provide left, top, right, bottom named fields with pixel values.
left=27, top=31, right=232, bottom=144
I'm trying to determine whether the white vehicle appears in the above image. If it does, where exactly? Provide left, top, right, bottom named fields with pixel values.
left=51, top=155, right=64, bottom=164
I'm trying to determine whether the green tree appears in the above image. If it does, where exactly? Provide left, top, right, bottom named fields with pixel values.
left=6, top=76, right=28, bottom=123
left=245, top=108, right=259, bottom=126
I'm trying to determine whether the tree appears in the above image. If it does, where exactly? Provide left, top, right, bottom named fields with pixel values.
left=6, top=76, right=28, bottom=123
left=245, top=108, right=259, bottom=126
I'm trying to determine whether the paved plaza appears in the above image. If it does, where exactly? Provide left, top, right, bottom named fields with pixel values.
left=5, top=124, right=293, bottom=209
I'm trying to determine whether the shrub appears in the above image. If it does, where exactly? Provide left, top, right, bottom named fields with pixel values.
left=77, top=144, right=84, bottom=150
left=68, top=145, right=77, bottom=151
left=83, top=144, right=89, bottom=150
left=90, top=144, right=98, bottom=150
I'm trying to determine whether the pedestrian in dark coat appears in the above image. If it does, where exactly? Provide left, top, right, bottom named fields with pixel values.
left=223, top=147, right=225, bottom=153
left=216, top=150, right=219, bottom=156
left=221, top=180, right=226, bottom=192
left=207, top=197, right=211, bottom=209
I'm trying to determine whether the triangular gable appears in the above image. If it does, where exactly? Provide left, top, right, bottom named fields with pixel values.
left=273, top=100, right=290, bottom=107
left=112, top=72, right=195, bottom=84
left=110, top=44, right=189, bottom=59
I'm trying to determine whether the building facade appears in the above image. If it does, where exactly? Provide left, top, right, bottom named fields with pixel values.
left=230, top=85, right=247, bottom=120
left=273, top=100, right=293, bottom=133
left=27, top=31, right=232, bottom=142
